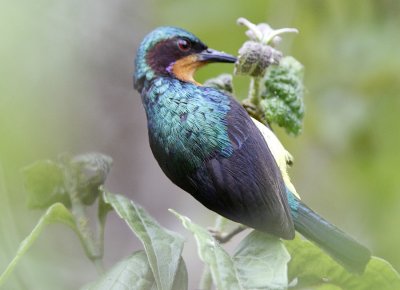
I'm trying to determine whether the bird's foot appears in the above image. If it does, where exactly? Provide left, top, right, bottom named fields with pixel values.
left=208, top=225, right=247, bottom=244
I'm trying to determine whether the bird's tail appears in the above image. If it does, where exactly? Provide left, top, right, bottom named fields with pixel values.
left=288, top=191, right=371, bottom=274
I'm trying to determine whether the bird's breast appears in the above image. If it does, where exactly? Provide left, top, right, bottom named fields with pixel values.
left=142, top=77, right=233, bottom=175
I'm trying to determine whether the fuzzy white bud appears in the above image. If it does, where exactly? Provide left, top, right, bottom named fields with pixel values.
left=234, top=41, right=282, bottom=77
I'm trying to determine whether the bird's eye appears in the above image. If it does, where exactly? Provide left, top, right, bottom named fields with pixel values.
left=177, top=38, right=191, bottom=52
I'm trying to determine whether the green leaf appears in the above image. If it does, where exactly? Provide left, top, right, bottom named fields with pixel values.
left=170, top=258, right=188, bottom=290
left=23, top=160, right=70, bottom=208
left=285, top=235, right=400, bottom=290
left=103, top=192, right=187, bottom=290
left=234, top=231, right=290, bottom=289
left=171, top=210, right=290, bottom=290
left=23, top=153, right=113, bottom=209
left=0, top=203, right=77, bottom=287
left=261, top=56, right=305, bottom=136
left=83, top=251, right=157, bottom=290
left=170, top=210, right=241, bottom=290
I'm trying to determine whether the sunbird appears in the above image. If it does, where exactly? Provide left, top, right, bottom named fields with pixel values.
left=133, top=26, right=371, bottom=273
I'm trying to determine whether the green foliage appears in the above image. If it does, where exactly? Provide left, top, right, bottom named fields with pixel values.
left=260, top=56, right=305, bottom=136
left=0, top=154, right=113, bottom=288
left=285, top=235, right=400, bottom=290
left=103, top=192, right=187, bottom=290
left=2, top=155, right=400, bottom=290
left=0, top=203, right=77, bottom=288
left=234, top=231, right=290, bottom=289
left=83, top=251, right=157, bottom=290
left=23, top=160, right=70, bottom=208
left=171, top=209, right=242, bottom=289
left=232, top=18, right=304, bottom=136
left=171, top=210, right=290, bottom=290
left=23, top=153, right=113, bottom=209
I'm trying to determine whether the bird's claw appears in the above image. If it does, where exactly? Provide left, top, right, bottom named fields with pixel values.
left=242, top=100, right=259, bottom=119
left=208, top=225, right=247, bottom=244
left=208, top=228, right=230, bottom=243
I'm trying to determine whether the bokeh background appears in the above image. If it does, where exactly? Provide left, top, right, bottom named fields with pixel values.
left=1, top=0, right=399, bottom=289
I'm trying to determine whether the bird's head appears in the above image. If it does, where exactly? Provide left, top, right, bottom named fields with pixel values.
left=134, top=26, right=236, bottom=91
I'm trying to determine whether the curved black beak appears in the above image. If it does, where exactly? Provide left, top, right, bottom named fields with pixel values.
left=198, top=48, right=237, bottom=63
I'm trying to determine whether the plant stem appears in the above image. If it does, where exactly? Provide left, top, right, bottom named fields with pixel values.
left=70, top=191, right=96, bottom=256
left=214, top=225, right=247, bottom=244
left=95, top=192, right=111, bottom=275
left=69, top=190, right=105, bottom=275
left=0, top=203, right=78, bottom=287
left=0, top=165, right=24, bottom=288
left=63, top=164, right=105, bottom=275
left=249, top=77, right=262, bottom=106
left=242, top=76, right=264, bottom=121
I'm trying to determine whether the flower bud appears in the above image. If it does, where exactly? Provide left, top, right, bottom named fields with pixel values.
left=71, top=153, right=113, bottom=205
left=234, top=41, right=282, bottom=77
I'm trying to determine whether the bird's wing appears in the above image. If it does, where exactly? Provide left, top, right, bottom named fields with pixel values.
left=251, top=117, right=300, bottom=199
left=189, top=97, right=295, bottom=239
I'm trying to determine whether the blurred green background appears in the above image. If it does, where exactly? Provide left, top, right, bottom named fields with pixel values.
left=1, top=0, right=399, bottom=289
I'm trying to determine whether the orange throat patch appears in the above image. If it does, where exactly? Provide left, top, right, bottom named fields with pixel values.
left=171, top=55, right=205, bottom=85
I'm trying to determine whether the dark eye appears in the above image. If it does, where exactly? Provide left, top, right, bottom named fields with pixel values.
left=177, top=38, right=191, bottom=51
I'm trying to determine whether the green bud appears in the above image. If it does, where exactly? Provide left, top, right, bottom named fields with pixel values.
left=234, top=41, right=282, bottom=77
left=70, top=153, right=113, bottom=205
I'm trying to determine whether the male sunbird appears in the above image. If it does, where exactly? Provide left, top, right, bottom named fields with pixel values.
left=133, top=26, right=371, bottom=273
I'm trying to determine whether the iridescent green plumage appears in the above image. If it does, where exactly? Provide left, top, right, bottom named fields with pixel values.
left=143, top=77, right=233, bottom=172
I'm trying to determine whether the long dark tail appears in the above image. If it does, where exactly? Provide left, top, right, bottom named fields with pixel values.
left=288, top=191, right=371, bottom=274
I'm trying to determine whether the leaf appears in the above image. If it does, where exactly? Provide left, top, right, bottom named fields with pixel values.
left=233, top=231, right=290, bottom=289
left=23, top=160, right=70, bottom=208
left=103, top=192, right=187, bottom=290
left=83, top=251, right=157, bottom=290
left=0, top=203, right=77, bottom=287
left=171, top=210, right=290, bottom=290
left=170, top=209, right=242, bottom=290
left=23, top=153, right=113, bottom=209
left=171, top=258, right=188, bottom=290
left=261, top=56, right=305, bottom=136
left=285, top=235, right=400, bottom=290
